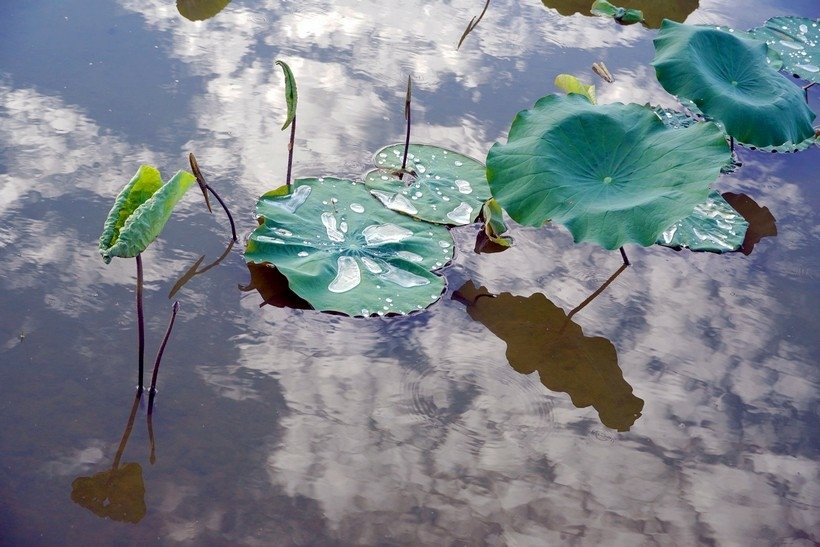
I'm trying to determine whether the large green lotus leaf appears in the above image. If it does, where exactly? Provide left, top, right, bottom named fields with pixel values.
left=652, top=106, right=742, bottom=172
left=541, top=0, right=697, bottom=28
left=176, top=0, right=231, bottom=21
left=244, top=178, right=454, bottom=317
left=486, top=94, right=730, bottom=250
left=453, top=281, right=643, bottom=431
left=99, top=166, right=197, bottom=264
left=71, top=463, right=146, bottom=523
left=656, top=190, right=748, bottom=253
left=653, top=21, right=816, bottom=148
left=364, top=144, right=491, bottom=226
left=750, top=17, right=820, bottom=84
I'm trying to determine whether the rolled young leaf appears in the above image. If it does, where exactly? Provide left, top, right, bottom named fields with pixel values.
left=276, top=60, right=298, bottom=130
left=99, top=166, right=197, bottom=263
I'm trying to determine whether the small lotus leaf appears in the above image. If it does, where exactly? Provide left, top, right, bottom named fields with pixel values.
left=244, top=178, right=455, bottom=317
left=364, top=144, right=491, bottom=226
left=554, top=74, right=597, bottom=104
left=653, top=21, right=816, bottom=149
left=453, top=281, right=643, bottom=431
left=475, top=198, right=513, bottom=253
left=176, top=0, right=231, bottom=21
left=750, top=17, right=820, bottom=84
left=590, top=0, right=644, bottom=25
left=71, top=463, right=146, bottom=523
left=656, top=190, right=749, bottom=253
left=486, top=94, right=731, bottom=250
left=99, top=166, right=197, bottom=264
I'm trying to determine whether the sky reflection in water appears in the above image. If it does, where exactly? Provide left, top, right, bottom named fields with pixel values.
left=0, top=0, right=818, bottom=544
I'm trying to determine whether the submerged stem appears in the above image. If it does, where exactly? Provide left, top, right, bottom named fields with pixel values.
left=112, top=392, right=142, bottom=470
left=400, top=76, right=412, bottom=181
left=148, top=301, right=180, bottom=401
left=136, top=254, right=145, bottom=394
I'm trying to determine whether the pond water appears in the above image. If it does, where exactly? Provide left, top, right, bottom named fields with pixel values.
left=1, top=0, right=818, bottom=544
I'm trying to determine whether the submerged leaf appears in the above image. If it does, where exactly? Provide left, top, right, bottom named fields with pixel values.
left=276, top=60, right=298, bottom=130
left=486, top=94, right=731, bottom=250
left=653, top=21, right=816, bottom=149
left=554, top=74, right=597, bottom=104
left=656, top=190, right=749, bottom=253
left=750, top=16, right=820, bottom=84
left=245, top=177, right=454, bottom=317
left=71, top=463, right=146, bottom=523
left=99, top=166, right=197, bottom=263
left=365, top=144, right=491, bottom=226
left=453, top=281, right=643, bottom=431
left=176, top=0, right=231, bottom=21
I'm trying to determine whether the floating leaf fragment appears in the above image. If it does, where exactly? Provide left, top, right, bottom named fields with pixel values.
left=554, top=74, right=597, bottom=104
left=591, top=61, right=614, bottom=83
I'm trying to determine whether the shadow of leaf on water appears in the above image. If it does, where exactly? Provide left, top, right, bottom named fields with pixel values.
left=70, top=394, right=146, bottom=524
left=453, top=280, right=644, bottom=432
left=541, top=0, right=698, bottom=28
left=240, top=263, right=312, bottom=310
left=722, top=192, right=778, bottom=256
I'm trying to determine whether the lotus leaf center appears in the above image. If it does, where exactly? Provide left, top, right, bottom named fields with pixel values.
left=603, top=176, right=613, bottom=184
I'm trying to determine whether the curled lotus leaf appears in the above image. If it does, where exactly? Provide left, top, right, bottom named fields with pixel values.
left=653, top=21, right=816, bottom=149
left=750, top=17, right=820, bottom=84
left=176, top=0, right=231, bottom=21
left=364, top=144, right=491, bottom=226
left=656, top=190, right=749, bottom=253
left=486, top=94, right=731, bottom=250
left=244, top=178, right=455, bottom=317
left=554, top=74, right=597, bottom=104
left=99, top=165, right=197, bottom=264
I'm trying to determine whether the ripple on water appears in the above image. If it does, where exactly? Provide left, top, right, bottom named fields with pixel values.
left=398, top=357, right=555, bottom=453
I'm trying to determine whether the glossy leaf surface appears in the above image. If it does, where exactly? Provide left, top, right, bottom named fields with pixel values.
left=486, top=94, right=730, bottom=249
left=99, top=166, right=197, bottom=263
left=656, top=190, right=749, bottom=253
left=245, top=178, right=454, bottom=316
left=364, top=144, right=491, bottom=226
left=751, top=17, right=820, bottom=84
left=653, top=21, right=816, bottom=148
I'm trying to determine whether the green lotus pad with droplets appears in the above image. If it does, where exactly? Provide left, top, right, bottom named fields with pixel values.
left=486, top=94, right=731, bottom=250
left=99, top=165, right=197, bottom=264
left=244, top=177, right=455, bottom=317
left=750, top=17, right=820, bottom=84
left=364, top=144, right=491, bottom=226
left=656, top=190, right=749, bottom=253
left=653, top=21, right=816, bottom=149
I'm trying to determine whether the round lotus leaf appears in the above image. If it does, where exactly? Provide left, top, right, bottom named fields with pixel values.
left=750, top=17, right=820, bottom=84
left=653, top=21, right=816, bottom=149
left=364, top=144, right=491, bottom=226
left=98, top=165, right=197, bottom=264
left=486, top=94, right=731, bottom=250
left=656, top=190, right=749, bottom=253
left=244, top=178, right=455, bottom=317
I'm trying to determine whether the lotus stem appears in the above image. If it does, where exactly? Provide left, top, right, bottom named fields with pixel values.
left=112, top=392, right=142, bottom=470
left=567, top=263, right=628, bottom=321
left=136, top=254, right=145, bottom=394
left=286, top=115, right=296, bottom=188
left=619, top=246, right=630, bottom=266
left=148, top=301, right=180, bottom=401
left=400, top=76, right=412, bottom=181
left=147, top=408, right=157, bottom=465
left=189, top=153, right=237, bottom=242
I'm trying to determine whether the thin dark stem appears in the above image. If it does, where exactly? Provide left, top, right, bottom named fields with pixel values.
left=112, top=392, right=142, bottom=470
left=136, top=254, right=145, bottom=394
left=804, top=82, right=815, bottom=103
left=206, top=186, right=237, bottom=242
left=286, top=115, right=296, bottom=188
left=619, top=246, right=630, bottom=266
left=189, top=153, right=237, bottom=242
left=566, top=263, right=628, bottom=321
left=148, top=301, right=180, bottom=399
left=729, top=136, right=735, bottom=153
left=147, top=407, right=157, bottom=465
left=400, top=76, right=412, bottom=181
